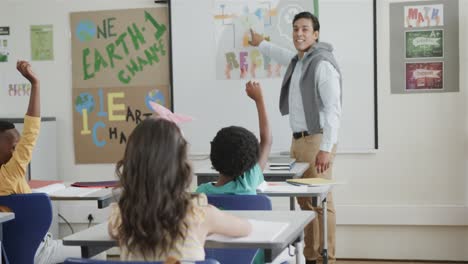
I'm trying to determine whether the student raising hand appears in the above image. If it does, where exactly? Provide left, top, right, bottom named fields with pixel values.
left=245, top=80, right=263, bottom=102
left=245, top=80, right=272, bottom=171
left=17, top=60, right=40, bottom=117
left=17, top=60, right=39, bottom=84
left=196, top=80, right=272, bottom=196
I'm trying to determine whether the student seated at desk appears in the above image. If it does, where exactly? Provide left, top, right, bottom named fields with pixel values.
left=0, top=61, right=80, bottom=264
left=196, top=81, right=272, bottom=195
left=108, top=118, right=251, bottom=261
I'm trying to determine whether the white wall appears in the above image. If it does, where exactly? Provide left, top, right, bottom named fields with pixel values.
left=330, top=0, right=468, bottom=260
left=1, top=0, right=467, bottom=261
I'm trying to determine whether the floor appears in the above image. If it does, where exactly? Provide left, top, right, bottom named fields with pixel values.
left=326, top=258, right=454, bottom=264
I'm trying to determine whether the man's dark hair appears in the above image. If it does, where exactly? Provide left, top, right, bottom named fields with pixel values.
left=0, top=121, right=15, bottom=133
left=293, top=11, right=320, bottom=32
left=210, top=126, right=259, bottom=178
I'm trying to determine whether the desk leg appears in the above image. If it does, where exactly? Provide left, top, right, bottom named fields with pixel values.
left=294, top=231, right=304, bottom=264
left=81, top=246, right=109, bottom=258
left=290, top=197, right=295, bottom=210
left=322, top=197, right=328, bottom=264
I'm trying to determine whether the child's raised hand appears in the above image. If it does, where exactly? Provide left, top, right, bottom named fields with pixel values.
left=17, top=60, right=38, bottom=84
left=245, top=80, right=263, bottom=102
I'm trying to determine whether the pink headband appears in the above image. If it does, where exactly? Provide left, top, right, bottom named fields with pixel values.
left=149, top=101, right=193, bottom=124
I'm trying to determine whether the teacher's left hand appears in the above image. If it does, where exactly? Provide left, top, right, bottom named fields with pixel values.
left=315, top=150, right=331, bottom=175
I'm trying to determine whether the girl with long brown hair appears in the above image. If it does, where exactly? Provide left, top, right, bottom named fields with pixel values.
left=108, top=118, right=251, bottom=261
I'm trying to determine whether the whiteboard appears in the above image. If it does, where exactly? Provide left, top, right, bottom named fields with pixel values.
left=171, top=0, right=376, bottom=154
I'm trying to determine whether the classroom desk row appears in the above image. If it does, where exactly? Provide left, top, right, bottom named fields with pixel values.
left=49, top=162, right=312, bottom=209
left=49, top=162, right=333, bottom=263
left=62, top=210, right=315, bottom=263
left=194, top=161, right=311, bottom=184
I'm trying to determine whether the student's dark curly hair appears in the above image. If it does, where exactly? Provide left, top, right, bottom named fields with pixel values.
left=210, top=126, right=259, bottom=178
left=0, top=121, right=15, bottom=133
left=115, top=118, right=193, bottom=258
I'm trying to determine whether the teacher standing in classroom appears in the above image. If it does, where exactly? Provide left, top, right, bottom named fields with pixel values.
left=249, top=11, right=342, bottom=264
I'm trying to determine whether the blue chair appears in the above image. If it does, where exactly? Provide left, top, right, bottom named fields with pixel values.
left=64, top=258, right=220, bottom=264
left=206, top=194, right=272, bottom=211
left=206, top=194, right=272, bottom=264
left=0, top=193, right=53, bottom=264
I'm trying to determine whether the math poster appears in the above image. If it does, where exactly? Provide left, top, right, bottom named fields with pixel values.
left=406, top=62, right=443, bottom=90
left=404, top=4, right=443, bottom=28
left=214, top=0, right=317, bottom=80
left=70, top=8, right=170, bottom=164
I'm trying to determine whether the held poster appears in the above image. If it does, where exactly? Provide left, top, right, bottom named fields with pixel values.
left=70, top=7, right=170, bottom=164
left=214, top=0, right=317, bottom=80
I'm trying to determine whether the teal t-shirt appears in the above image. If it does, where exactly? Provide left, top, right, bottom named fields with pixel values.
left=196, top=163, right=264, bottom=195
left=196, top=163, right=266, bottom=264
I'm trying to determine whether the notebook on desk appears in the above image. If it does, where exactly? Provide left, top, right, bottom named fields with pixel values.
left=208, top=219, right=289, bottom=242
left=286, top=177, right=336, bottom=186
left=70, top=180, right=118, bottom=188
left=256, top=181, right=308, bottom=193
left=268, top=157, right=296, bottom=170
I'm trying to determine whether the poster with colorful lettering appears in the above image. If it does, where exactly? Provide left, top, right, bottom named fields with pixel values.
left=406, top=62, right=443, bottom=90
left=405, top=30, right=443, bottom=58
left=214, top=0, right=317, bottom=80
left=404, top=4, right=443, bottom=28
left=70, top=8, right=170, bottom=164
left=0, top=69, right=32, bottom=112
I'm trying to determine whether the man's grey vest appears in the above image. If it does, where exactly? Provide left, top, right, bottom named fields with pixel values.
left=279, top=42, right=342, bottom=134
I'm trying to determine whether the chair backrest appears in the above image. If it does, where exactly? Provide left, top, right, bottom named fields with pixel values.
left=63, top=258, right=220, bottom=264
left=0, top=193, right=53, bottom=264
left=206, top=194, right=272, bottom=210
left=205, top=194, right=272, bottom=264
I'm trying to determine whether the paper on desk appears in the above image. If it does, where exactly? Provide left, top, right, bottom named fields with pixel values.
left=32, top=183, right=67, bottom=194
left=207, top=219, right=289, bottom=242
left=256, top=182, right=308, bottom=193
left=48, top=187, right=100, bottom=197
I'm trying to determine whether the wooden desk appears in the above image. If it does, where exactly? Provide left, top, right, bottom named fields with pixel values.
left=63, top=210, right=315, bottom=262
left=194, top=161, right=310, bottom=184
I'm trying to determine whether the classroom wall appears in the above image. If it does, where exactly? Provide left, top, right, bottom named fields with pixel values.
left=60, top=0, right=468, bottom=261
left=329, top=0, right=468, bottom=260
left=1, top=0, right=466, bottom=261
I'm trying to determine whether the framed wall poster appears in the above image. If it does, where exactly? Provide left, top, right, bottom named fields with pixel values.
left=405, top=62, right=443, bottom=90
left=405, top=29, right=443, bottom=58
left=390, top=0, right=458, bottom=94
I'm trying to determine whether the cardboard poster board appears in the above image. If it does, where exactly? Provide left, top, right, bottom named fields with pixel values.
left=70, top=7, right=171, bottom=164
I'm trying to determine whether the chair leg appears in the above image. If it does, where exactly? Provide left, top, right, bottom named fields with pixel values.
left=2, top=243, right=10, bottom=264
